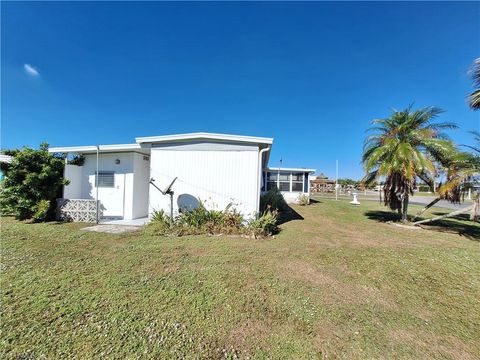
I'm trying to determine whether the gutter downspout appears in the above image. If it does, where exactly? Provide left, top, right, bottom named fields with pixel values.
left=96, top=145, right=99, bottom=224
left=256, top=146, right=270, bottom=217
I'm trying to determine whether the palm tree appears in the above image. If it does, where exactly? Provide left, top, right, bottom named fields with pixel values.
left=362, top=106, right=456, bottom=222
left=437, top=132, right=480, bottom=220
left=412, top=132, right=480, bottom=223
left=469, top=58, right=480, bottom=110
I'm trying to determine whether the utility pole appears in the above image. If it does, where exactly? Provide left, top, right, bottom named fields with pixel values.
left=335, top=160, right=338, bottom=201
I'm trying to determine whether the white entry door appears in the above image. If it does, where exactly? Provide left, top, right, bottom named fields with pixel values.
left=98, top=172, right=125, bottom=218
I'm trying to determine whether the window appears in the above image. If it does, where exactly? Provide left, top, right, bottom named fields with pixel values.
left=292, top=172, right=304, bottom=192
left=96, top=171, right=114, bottom=188
left=266, top=172, right=278, bottom=190
left=278, top=172, right=290, bottom=191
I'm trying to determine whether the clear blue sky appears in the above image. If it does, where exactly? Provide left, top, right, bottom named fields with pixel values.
left=2, top=1, right=479, bottom=179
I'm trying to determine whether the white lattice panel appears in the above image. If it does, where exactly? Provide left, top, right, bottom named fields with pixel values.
left=56, top=199, right=100, bottom=223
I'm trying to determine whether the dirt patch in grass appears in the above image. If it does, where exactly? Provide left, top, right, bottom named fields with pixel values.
left=282, top=261, right=396, bottom=309
left=227, top=319, right=271, bottom=354
left=389, top=330, right=479, bottom=359
left=312, top=322, right=351, bottom=359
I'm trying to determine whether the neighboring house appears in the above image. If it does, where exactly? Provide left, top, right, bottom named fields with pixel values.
left=48, top=132, right=315, bottom=223
left=310, top=173, right=336, bottom=193
left=0, top=154, right=13, bottom=182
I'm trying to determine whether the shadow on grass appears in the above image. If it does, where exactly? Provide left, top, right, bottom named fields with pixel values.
left=364, top=210, right=402, bottom=223
left=278, top=205, right=304, bottom=225
left=309, top=198, right=322, bottom=204
left=364, top=210, right=480, bottom=241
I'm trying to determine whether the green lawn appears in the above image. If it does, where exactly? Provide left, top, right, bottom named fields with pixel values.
left=1, top=200, right=479, bottom=359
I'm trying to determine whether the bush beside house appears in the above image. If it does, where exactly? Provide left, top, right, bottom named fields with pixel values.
left=146, top=203, right=279, bottom=238
left=146, top=192, right=286, bottom=238
left=0, top=143, right=67, bottom=221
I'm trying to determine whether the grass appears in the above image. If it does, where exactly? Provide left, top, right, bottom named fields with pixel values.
left=1, top=200, right=479, bottom=359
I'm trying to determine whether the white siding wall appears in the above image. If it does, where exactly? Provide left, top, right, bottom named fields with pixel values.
left=132, top=153, right=150, bottom=219
left=81, top=153, right=135, bottom=219
left=280, top=191, right=309, bottom=204
left=63, top=164, right=83, bottom=199
left=149, top=143, right=259, bottom=219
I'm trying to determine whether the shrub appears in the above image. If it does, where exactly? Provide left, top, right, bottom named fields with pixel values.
left=220, top=206, right=244, bottom=233
left=0, top=143, right=67, bottom=221
left=151, top=209, right=170, bottom=223
left=260, top=188, right=288, bottom=213
left=146, top=201, right=281, bottom=238
left=145, top=209, right=171, bottom=235
left=297, top=194, right=310, bottom=206
left=176, top=203, right=245, bottom=235
left=32, top=200, right=51, bottom=222
left=247, top=210, right=279, bottom=238
left=177, top=203, right=224, bottom=234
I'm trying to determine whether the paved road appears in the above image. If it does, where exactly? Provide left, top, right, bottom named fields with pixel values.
left=408, top=195, right=471, bottom=210
left=312, top=191, right=472, bottom=210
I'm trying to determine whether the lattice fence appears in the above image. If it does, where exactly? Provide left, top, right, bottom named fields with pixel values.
left=56, top=199, right=100, bottom=223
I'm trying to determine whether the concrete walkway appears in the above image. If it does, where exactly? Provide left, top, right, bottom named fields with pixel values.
left=81, top=224, right=142, bottom=234
left=100, top=217, right=149, bottom=226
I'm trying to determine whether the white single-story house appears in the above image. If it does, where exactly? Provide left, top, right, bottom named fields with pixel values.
left=0, top=154, right=13, bottom=182
left=49, top=132, right=315, bottom=223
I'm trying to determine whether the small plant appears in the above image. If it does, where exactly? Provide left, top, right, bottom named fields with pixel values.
left=297, top=194, right=310, bottom=206
left=247, top=210, right=279, bottom=238
left=32, top=200, right=51, bottom=222
left=221, top=206, right=244, bottom=233
left=260, top=188, right=288, bottom=213
left=151, top=209, right=169, bottom=223
left=145, top=209, right=171, bottom=235
left=177, top=203, right=223, bottom=230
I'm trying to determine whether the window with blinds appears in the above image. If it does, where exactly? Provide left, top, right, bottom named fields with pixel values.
left=96, top=171, right=115, bottom=188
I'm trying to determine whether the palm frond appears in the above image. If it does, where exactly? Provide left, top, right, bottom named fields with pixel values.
left=468, top=58, right=480, bottom=110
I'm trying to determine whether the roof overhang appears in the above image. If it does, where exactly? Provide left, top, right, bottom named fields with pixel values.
left=267, top=167, right=316, bottom=174
left=48, top=144, right=149, bottom=154
left=135, top=132, right=273, bottom=146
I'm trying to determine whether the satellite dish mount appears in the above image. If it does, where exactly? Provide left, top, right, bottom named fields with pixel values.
left=149, top=177, right=177, bottom=222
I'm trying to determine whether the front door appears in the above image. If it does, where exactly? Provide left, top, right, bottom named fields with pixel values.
left=98, top=172, right=125, bottom=219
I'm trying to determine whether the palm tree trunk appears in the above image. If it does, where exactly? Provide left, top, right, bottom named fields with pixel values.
left=402, top=195, right=409, bottom=222
left=470, top=197, right=479, bottom=221
left=413, top=204, right=475, bottom=225
left=413, top=197, right=441, bottom=221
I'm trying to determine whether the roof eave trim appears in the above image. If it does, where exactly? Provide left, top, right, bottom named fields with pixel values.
left=48, top=144, right=141, bottom=153
left=135, top=132, right=273, bottom=145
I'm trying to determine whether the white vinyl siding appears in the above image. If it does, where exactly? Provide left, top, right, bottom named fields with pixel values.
left=149, top=144, right=259, bottom=219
